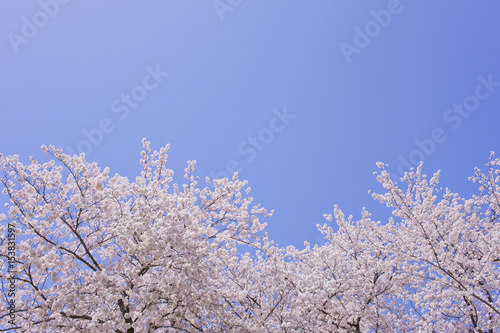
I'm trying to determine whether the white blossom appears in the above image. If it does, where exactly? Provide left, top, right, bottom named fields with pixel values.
left=0, top=143, right=498, bottom=332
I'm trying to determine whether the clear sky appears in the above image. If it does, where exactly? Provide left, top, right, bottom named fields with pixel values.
left=1, top=1, right=500, bottom=249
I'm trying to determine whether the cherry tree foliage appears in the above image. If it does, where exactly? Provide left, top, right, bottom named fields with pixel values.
left=0, top=141, right=498, bottom=332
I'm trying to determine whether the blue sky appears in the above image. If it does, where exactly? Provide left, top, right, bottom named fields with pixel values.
left=1, top=1, right=500, bottom=249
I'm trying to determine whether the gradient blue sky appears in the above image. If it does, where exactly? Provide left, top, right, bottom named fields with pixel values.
left=1, top=1, right=500, bottom=248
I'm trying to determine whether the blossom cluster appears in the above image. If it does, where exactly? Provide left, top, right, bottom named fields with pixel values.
left=0, top=141, right=498, bottom=332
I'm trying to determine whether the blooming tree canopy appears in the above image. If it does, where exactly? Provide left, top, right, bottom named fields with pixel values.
left=0, top=141, right=499, bottom=332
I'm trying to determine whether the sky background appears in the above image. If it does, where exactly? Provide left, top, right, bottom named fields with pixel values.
left=1, top=1, right=500, bottom=249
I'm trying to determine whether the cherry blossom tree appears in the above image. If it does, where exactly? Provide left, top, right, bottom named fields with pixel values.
left=288, top=156, right=499, bottom=332
left=0, top=141, right=499, bottom=332
left=369, top=157, right=500, bottom=332
left=0, top=140, right=273, bottom=332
